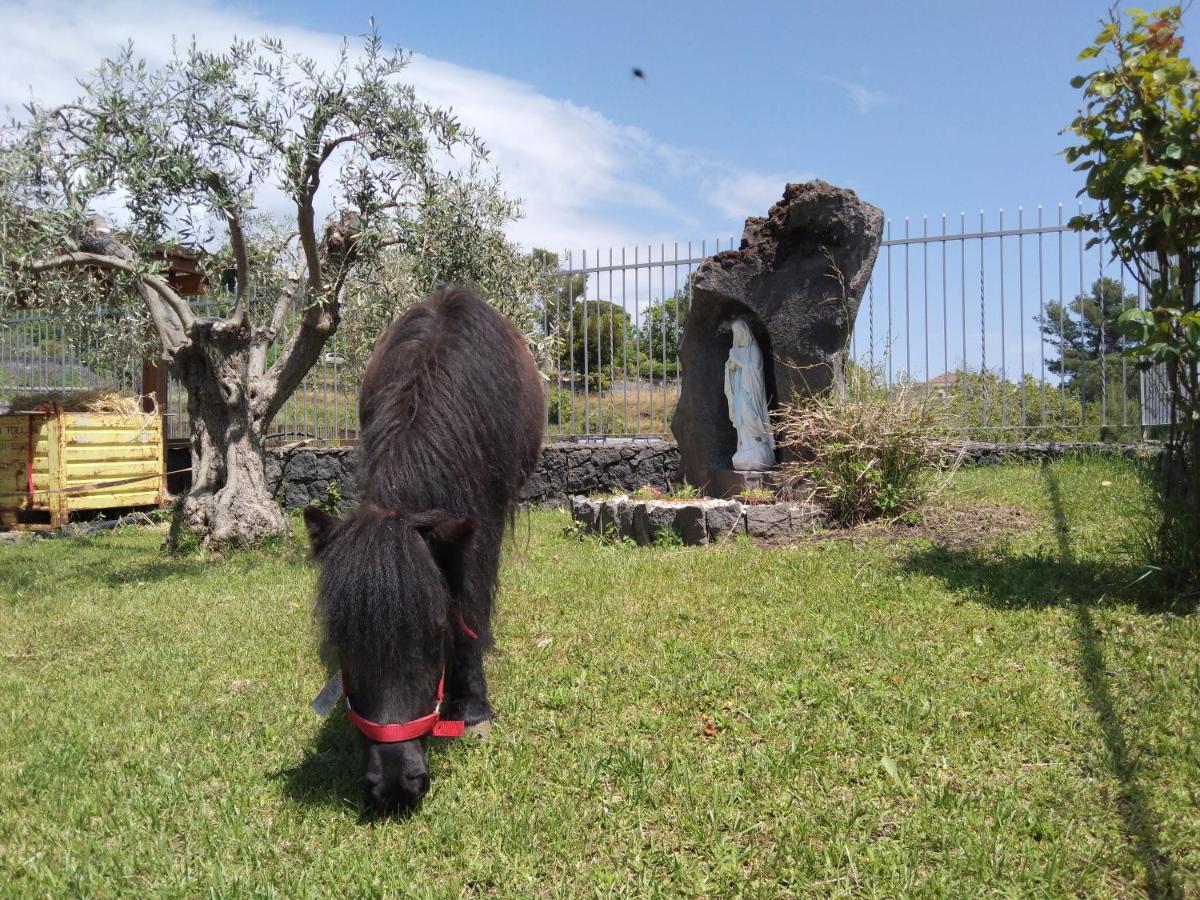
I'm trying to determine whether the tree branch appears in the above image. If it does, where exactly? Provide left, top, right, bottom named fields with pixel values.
left=253, top=297, right=339, bottom=425
left=226, top=212, right=251, bottom=327
left=319, top=131, right=364, bottom=166
left=247, top=264, right=306, bottom=378
left=28, top=252, right=195, bottom=329
left=297, top=195, right=323, bottom=295
left=138, top=282, right=187, bottom=357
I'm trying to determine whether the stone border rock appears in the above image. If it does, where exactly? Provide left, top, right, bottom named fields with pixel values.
left=570, top=495, right=825, bottom=545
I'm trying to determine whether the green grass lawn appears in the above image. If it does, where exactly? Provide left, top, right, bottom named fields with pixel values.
left=0, top=457, right=1197, bottom=897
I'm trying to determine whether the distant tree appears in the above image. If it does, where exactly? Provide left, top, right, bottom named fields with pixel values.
left=529, top=248, right=584, bottom=335
left=638, top=290, right=690, bottom=365
left=559, top=299, right=631, bottom=374
left=1036, top=277, right=1138, bottom=402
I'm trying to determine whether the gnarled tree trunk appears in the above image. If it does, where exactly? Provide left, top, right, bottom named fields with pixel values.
left=168, top=319, right=287, bottom=550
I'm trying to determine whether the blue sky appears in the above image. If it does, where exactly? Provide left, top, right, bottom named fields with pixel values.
left=3, top=0, right=1195, bottom=252
left=1, top=0, right=1194, bottom=388
left=245, top=0, right=1193, bottom=245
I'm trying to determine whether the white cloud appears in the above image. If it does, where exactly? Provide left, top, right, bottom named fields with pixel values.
left=703, top=169, right=806, bottom=221
left=822, top=76, right=897, bottom=114
left=0, top=0, right=790, bottom=254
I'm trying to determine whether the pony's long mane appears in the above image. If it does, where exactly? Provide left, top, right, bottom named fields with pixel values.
left=314, top=507, right=445, bottom=673
left=358, top=288, right=532, bottom=516
left=318, top=287, right=544, bottom=659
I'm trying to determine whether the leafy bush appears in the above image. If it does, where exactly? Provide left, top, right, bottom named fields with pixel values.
left=547, top=388, right=571, bottom=426
left=1128, top=453, right=1200, bottom=590
left=776, top=384, right=957, bottom=525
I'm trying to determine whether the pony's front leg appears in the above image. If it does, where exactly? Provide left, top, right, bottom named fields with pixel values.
left=443, top=622, right=494, bottom=736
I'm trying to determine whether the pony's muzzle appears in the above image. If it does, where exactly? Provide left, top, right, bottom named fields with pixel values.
left=363, top=740, right=429, bottom=814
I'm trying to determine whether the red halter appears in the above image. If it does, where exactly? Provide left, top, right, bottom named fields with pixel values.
left=343, top=611, right=480, bottom=743
left=346, top=672, right=465, bottom=741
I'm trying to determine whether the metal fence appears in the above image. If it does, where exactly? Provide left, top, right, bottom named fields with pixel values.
left=0, top=312, right=143, bottom=400
left=0, top=204, right=1180, bottom=444
left=847, top=205, right=1158, bottom=438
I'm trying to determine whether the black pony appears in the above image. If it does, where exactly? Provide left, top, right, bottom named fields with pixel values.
left=303, top=287, right=544, bottom=813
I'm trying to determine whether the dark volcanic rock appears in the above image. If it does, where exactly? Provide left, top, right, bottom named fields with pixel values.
left=671, top=180, right=884, bottom=489
left=705, top=503, right=745, bottom=540
left=675, top=505, right=708, bottom=545
left=744, top=504, right=793, bottom=540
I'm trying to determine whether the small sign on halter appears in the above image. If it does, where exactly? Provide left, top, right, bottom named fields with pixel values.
left=309, top=670, right=344, bottom=717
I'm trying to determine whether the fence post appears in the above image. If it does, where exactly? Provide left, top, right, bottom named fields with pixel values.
left=140, top=344, right=169, bottom=478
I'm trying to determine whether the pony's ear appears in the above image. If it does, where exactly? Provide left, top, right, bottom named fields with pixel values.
left=414, top=513, right=477, bottom=593
left=302, top=506, right=339, bottom=555
left=421, top=515, right=478, bottom=549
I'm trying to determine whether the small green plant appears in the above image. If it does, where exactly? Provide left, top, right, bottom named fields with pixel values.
left=629, top=484, right=665, bottom=501
left=737, top=487, right=776, bottom=504
left=546, top=388, right=571, bottom=426
left=667, top=483, right=700, bottom=500
left=314, top=482, right=343, bottom=514
left=776, top=382, right=957, bottom=526
left=652, top=528, right=685, bottom=548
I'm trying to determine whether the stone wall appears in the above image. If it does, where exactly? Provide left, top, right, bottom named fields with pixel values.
left=247, top=440, right=681, bottom=510
left=266, top=446, right=359, bottom=510
left=522, top=442, right=681, bottom=506
left=954, top=441, right=1157, bottom=466
left=165, top=440, right=1152, bottom=512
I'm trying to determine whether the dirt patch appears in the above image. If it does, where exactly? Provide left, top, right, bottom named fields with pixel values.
left=779, top=501, right=1041, bottom=551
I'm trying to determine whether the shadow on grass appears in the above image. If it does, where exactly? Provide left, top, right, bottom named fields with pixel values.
left=274, top=710, right=363, bottom=813
left=909, top=466, right=1183, bottom=898
left=274, top=708, right=459, bottom=821
left=905, top=488, right=1195, bottom=618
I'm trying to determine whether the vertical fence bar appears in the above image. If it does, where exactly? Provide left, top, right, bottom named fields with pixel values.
left=886, top=222, right=893, bottom=390
left=868, top=280, right=876, bottom=382
left=620, top=247, right=629, bottom=437
left=607, top=247, right=615, bottom=434
left=631, top=246, right=641, bottom=435
left=673, top=241, right=682, bottom=438
left=1121, top=257, right=1130, bottom=429
left=1078, top=203, right=1086, bottom=427
left=556, top=254, right=566, bottom=440
left=1018, top=207, right=1026, bottom=427
left=568, top=251, right=577, bottom=437
left=922, top=216, right=929, bottom=387
left=999, top=208, right=1007, bottom=427
left=583, top=250, right=592, bottom=436
left=979, top=210, right=988, bottom=427
left=1038, top=206, right=1046, bottom=427
left=1098, top=232, right=1108, bottom=432
left=941, top=213, right=948, bottom=405
left=1059, top=205, right=1066, bottom=426
left=961, top=212, right=968, bottom=428
left=904, top=218, right=911, bottom=385
left=662, top=244, right=672, bottom=439
left=648, top=244, right=657, bottom=434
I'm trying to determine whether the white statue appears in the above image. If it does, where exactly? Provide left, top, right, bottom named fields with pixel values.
left=724, top=318, right=776, bottom=470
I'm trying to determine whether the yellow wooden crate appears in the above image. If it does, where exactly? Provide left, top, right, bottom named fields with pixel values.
left=0, top=408, right=164, bottom=530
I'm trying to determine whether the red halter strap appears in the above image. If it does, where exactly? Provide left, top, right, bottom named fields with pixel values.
left=342, top=612, right=477, bottom=743
left=345, top=672, right=465, bottom=742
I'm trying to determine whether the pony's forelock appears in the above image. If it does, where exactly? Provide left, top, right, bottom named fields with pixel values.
left=315, top=507, right=448, bottom=673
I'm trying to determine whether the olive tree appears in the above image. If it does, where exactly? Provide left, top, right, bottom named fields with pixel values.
left=0, top=34, right=547, bottom=548
left=1065, top=4, right=1200, bottom=577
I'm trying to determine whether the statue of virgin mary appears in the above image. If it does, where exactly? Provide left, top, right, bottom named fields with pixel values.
left=724, top=318, right=775, bottom=470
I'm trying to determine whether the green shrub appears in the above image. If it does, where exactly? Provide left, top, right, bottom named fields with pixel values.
left=547, top=388, right=571, bottom=426
left=777, top=384, right=957, bottom=526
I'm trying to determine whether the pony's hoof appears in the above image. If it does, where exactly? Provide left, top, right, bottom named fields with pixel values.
left=463, top=719, right=492, bottom=740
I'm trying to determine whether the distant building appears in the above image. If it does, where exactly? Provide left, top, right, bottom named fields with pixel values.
left=924, top=372, right=958, bottom=400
